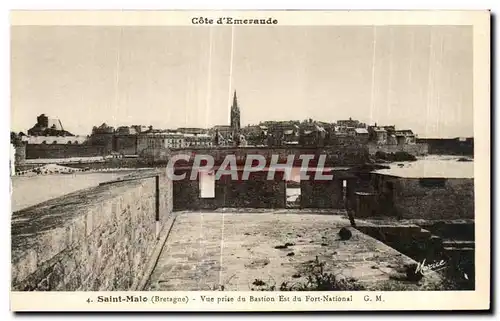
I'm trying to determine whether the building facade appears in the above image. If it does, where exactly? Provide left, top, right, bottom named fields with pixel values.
left=184, top=133, right=213, bottom=147
left=368, top=125, right=388, bottom=144
left=299, top=123, right=326, bottom=147
left=266, top=122, right=300, bottom=147
left=241, top=125, right=267, bottom=146
left=395, top=130, right=416, bottom=145
left=89, top=123, right=115, bottom=153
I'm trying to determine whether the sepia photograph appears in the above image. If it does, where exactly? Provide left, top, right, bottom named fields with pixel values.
left=8, top=10, right=490, bottom=311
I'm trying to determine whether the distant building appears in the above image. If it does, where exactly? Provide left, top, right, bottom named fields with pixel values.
left=27, top=114, right=74, bottom=136
left=267, top=122, right=300, bottom=147
left=114, top=126, right=138, bottom=155
left=382, top=126, right=397, bottom=145
left=176, top=127, right=208, bottom=135
left=116, top=126, right=137, bottom=135
left=314, top=122, right=336, bottom=146
left=334, top=118, right=367, bottom=140
left=131, top=125, right=149, bottom=133
left=299, top=123, right=326, bottom=147
left=241, top=125, right=267, bottom=146
left=24, top=115, right=87, bottom=145
left=137, top=129, right=187, bottom=151
left=92, top=123, right=115, bottom=134
left=395, top=129, right=416, bottom=145
left=89, top=123, right=115, bottom=153
left=337, top=117, right=366, bottom=129
left=354, top=128, right=370, bottom=143
left=368, top=125, right=388, bottom=144
left=212, top=125, right=233, bottom=146
left=183, top=133, right=213, bottom=147
left=137, top=130, right=165, bottom=154
left=138, top=133, right=170, bottom=161
left=346, top=127, right=357, bottom=136
left=382, top=125, right=396, bottom=134
left=165, top=132, right=185, bottom=149
left=334, top=126, right=347, bottom=136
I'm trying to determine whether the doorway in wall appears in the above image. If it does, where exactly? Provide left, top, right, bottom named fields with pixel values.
left=285, top=167, right=301, bottom=209
left=199, top=170, right=215, bottom=199
left=341, top=179, right=348, bottom=209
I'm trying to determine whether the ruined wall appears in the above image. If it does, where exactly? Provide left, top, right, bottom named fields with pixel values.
left=223, top=171, right=286, bottom=208
left=300, top=179, right=343, bottom=208
left=371, top=174, right=474, bottom=220
left=11, top=171, right=173, bottom=291
left=368, top=143, right=429, bottom=156
left=172, top=170, right=224, bottom=210
left=345, top=172, right=375, bottom=211
left=172, top=169, right=286, bottom=210
left=26, top=144, right=105, bottom=159
left=296, top=170, right=372, bottom=210
left=394, top=177, right=474, bottom=219
left=300, top=170, right=344, bottom=208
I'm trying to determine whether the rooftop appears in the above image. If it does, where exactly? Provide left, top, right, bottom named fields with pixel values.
left=355, top=128, right=369, bottom=134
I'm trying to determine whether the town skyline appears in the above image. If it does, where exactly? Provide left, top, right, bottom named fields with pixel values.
left=12, top=110, right=470, bottom=140
left=11, top=25, right=473, bottom=138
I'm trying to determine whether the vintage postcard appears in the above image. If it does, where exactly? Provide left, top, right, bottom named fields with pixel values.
left=9, top=10, right=490, bottom=311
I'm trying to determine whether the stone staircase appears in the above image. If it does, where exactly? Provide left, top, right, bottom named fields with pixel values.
left=354, top=218, right=475, bottom=289
left=442, top=239, right=475, bottom=251
left=354, top=223, right=441, bottom=258
left=355, top=218, right=475, bottom=277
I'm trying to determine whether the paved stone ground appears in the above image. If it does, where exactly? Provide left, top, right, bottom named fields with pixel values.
left=146, top=210, right=443, bottom=291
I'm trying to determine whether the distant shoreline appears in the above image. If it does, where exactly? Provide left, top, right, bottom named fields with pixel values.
left=13, top=153, right=473, bottom=178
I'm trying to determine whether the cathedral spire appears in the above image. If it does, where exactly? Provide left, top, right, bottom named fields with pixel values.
left=230, top=90, right=240, bottom=129
left=232, top=90, right=238, bottom=109
left=230, top=90, right=241, bottom=146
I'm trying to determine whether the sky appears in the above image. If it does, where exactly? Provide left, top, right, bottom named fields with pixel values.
left=11, top=25, right=473, bottom=138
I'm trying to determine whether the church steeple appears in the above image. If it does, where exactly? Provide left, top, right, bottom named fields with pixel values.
left=230, top=90, right=240, bottom=132
left=232, top=90, right=238, bottom=110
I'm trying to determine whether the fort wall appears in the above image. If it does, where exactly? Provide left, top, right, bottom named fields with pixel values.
left=417, top=138, right=473, bottom=156
left=11, top=171, right=173, bottom=291
left=26, top=144, right=106, bottom=159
